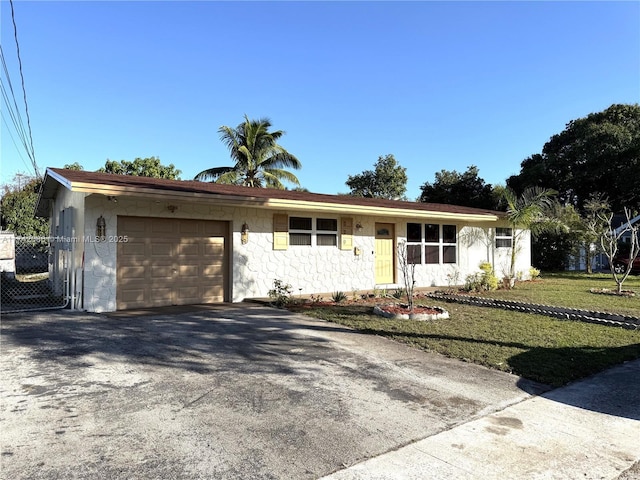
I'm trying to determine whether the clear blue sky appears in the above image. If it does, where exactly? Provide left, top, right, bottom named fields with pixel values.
left=1, top=1, right=638, bottom=199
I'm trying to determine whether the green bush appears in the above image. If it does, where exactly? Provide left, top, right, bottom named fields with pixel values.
left=331, top=291, right=347, bottom=303
left=464, top=262, right=498, bottom=292
left=268, top=279, right=293, bottom=307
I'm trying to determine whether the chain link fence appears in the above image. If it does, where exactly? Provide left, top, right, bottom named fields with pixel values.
left=1, top=234, right=69, bottom=313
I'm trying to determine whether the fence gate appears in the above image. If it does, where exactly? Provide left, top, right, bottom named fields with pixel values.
left=1, top=235, right=72, bottom=313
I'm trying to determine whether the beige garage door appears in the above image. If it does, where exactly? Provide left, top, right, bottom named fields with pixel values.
left=117, top=216, right=228, bottom=310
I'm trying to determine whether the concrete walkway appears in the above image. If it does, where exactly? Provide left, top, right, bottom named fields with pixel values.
left=321, top=359, right=640, bottom=480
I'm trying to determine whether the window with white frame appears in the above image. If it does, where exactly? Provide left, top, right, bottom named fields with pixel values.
left=289, top=216, right=312, bottom=246
left=289, top=216, right=337, bottom=247
left=316, top=218, right=338, bottom=246
left=495, top=227, right=513, bottom=248
left=406, top=222, right=457, bottom=264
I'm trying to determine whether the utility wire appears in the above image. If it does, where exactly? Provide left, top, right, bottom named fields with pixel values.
left=7, top=0, right=38, bottom=178
left=1, top=47, right=31, bottom=159
left=1, top=113, right=32, bottom=174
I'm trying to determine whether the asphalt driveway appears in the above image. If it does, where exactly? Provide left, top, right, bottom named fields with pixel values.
left=1, top=305, right=545, bottom=479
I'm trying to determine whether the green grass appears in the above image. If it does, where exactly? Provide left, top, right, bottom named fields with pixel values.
left=475, top=272, right=640, bottom=317
left=291, top=273, right=640, bottom=387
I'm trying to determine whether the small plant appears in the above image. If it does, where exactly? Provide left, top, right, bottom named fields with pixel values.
left=331, top=291, right=347, bottom=303
left=446, top=266, right=461, bottom=292
left=351, top=289, right=359, bottom=302
left=529, top=267, right=541, bottom=280
left=397, top=241, right=416, bottom=311
left=464, top=262, right=498, bottom=292
left=309, top=294, right=323, bottom=304
left=268, top=279, right=293, bottom=308
left=392, top=288, right=406, bottom=299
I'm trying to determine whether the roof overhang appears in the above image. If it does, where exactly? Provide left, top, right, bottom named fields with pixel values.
left=36, top=168, right=502, bottom=223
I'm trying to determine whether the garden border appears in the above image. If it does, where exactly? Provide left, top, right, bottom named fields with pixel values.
left=426, top=292, right=640, bottom=330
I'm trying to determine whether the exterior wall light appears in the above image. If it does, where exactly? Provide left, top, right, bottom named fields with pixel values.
left=355, top=223, right=363, bottom=232
left=241, top=223, right=250, bottom=244
left=96, top=215, right=106, bottom=241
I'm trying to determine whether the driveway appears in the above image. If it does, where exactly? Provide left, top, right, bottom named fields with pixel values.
left=1, top=305, right=544, bottom=479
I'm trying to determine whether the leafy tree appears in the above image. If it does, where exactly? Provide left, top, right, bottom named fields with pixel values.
left=63, top=162, right=84, bottom=170
left=99, top=157, right=181, bottom=179
left=418, top=165, right=496, bottom=209
left=531, top=204, right=584, bottom=272
left=346, top=154, right=407, bottom=200
left=195, top=115, right=301, bottom=189
left=0, top=175, right=48, bottom=237
left=507, top=104, right=640, bottom=212
left=501, top=186, right=565, bottom=285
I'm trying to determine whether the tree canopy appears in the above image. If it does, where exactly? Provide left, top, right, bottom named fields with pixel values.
left=0, top=175, right=49, bottom=237
left=195, top=115, right=301, bottom=189
left=346, top=154, right=407, bottom=200
left=507, top=103, right=640, bottom=212
left=99, top=157, right=181, bottom=179
left=418, top=165, right=496, bottom=209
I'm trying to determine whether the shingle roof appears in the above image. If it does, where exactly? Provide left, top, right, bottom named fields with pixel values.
left=40, top=167, right=504, bottom=219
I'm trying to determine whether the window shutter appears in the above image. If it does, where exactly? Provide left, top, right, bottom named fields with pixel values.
left=340, top=217, right=353, bottom=250
left=273, top=214, right=289, bottom=250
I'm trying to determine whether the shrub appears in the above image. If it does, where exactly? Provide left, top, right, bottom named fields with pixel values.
left=268, top=279, right=293, bottom=307
left=392, top=288, right=406, bottom=299
left=530, top=267, right=541, bottom=280
left=331, top=291, right=347, bottom=303
left=464, top=262, right=498, bottom=292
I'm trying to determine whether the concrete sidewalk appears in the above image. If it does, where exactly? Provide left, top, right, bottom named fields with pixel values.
left=321, top=359, right=640, bottom=480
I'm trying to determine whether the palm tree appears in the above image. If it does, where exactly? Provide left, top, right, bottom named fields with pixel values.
left=195, top=115, right=302, bottom=189
left=501, top=186, right=564, bottom=285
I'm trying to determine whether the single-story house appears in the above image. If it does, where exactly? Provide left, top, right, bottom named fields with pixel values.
left=35, top=167, right=531, bottom=313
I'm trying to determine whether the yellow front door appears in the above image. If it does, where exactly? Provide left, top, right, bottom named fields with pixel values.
left=375, top=223, right=395, bottom=284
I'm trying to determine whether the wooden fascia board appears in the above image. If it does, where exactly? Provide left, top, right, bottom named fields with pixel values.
left=69, top=181, right=500, bottom=223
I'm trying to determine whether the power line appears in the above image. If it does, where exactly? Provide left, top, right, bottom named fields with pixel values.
left=1, top=113, right=32, bottom=174
left=1, top=47, right=31, bottom=160
left=5, top=0, right=38, bottom=178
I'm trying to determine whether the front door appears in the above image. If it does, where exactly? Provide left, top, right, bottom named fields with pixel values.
left=375, top=223, right=395, bottom=284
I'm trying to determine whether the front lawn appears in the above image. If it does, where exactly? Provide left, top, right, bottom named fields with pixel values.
left=473, top=272, right=640, bottom=317
left=290, top=273, right=640, bottom=387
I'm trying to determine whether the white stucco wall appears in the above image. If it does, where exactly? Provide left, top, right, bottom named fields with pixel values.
left=77, top=194, right=532, bottom=312
left=48, top=188, right=86, bottom=300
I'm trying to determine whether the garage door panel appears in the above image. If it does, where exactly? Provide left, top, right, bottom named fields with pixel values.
left=120, top=266, right=146, bottom=280
left=202, top=222, right=227, bottom=236
left=178, top=265, right=199, bottom=278
left=151, top=242, right=172, bottom=256
left=178, top=221, right=199, bottom=234
left=119, top=216, right=147, bottom=233
left=121, top=241, right=146, bottom=256
left=202, top=264, right=223, bottom=276
left=177, top=243, right=199, bottom=257
left=119, top=288, right=145, bottom=304
left=151, top=219, right=176, bottom=234
left=150, top=266, right=173, bottom=280
left=117, top=216, right=228, bottom=309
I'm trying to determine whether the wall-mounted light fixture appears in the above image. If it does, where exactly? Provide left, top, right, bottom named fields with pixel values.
left=96, top=215, right=106, bottom=241
left=355, top=223, right=363, bottom=232
left=167, top=205, right=178, bottom=213
left=241, top=223, right=250, bottom=244
left=106, top=195, right=118, bottom=203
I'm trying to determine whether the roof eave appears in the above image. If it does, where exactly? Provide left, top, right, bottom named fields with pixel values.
left=69, top=181, right=499, bottom=222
